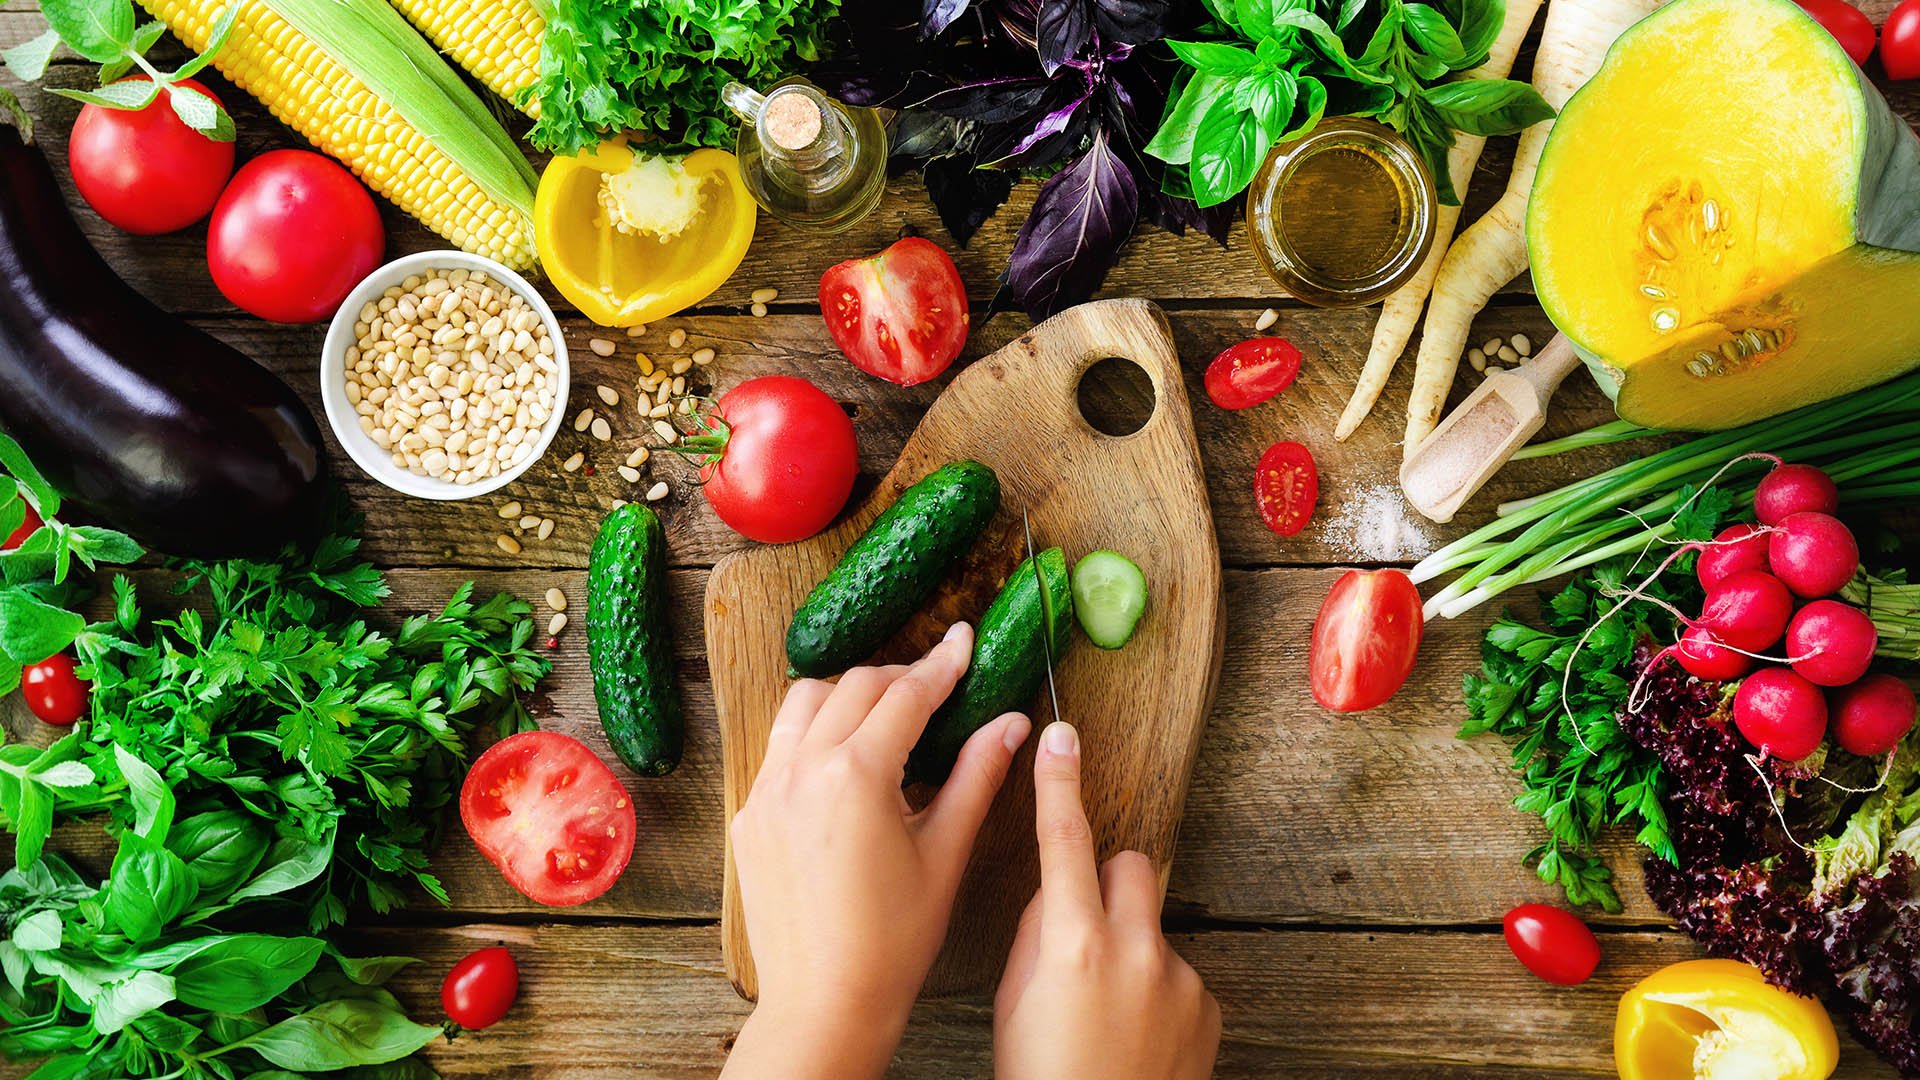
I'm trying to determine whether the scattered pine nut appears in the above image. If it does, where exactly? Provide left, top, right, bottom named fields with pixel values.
left=537, top=518, right=555, bottom=540
left=671, top=376, right=686, bottom=396
left=590, top=417, right=612, bottom=441
left=611, top=499, right=629, bottom=510
left=625, top=324, right=646, bottom=338
left=751, top=287, right=779, bottom=304
left=750, top=302, right=768, bottom=317
left=563, top=451, right=585, bottom=472
left=678, top=398, right=695, bottom=415
left=625, top=447, right=650, bottom=468
left=667, top=328, right=687, bottom=348
left=618, top=464, right=642, bottom=483
left=1254, top=308, right=1278, bottom=332
left=653, top=420, right=678, bottom=442
left=648, top=402, right=671, bottom=419
left=671, top=357, right=693, bottom=376
left=573, top=408, right=594, bottom=433
left=1468, top=348, right=1487, bottom=372
left=1512, top=333, right=1533, bottom=356
left=545, top=587, right=567, bottom=611
left=588, top=337, right=616, bottom=357
left=691, top=347, right=715, bottom=366
left=1497, top=345, right=1520, bottom=363
left=497, top=501, right=521, bottom=519
left=635, top=352, right=655, bottom=377
left=548, top=612, right=568, bottom=636
left=518, top=514, right=540, bottom=530
left=496, top=533, right=522, bottom=554
left=1482, top=337, right=1502, bottom=355
left=645, top=481, right=669, bottom=502
left=596, top=384, right=619, bottom=406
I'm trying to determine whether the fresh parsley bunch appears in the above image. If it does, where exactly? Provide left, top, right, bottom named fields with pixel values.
left=1146, top=0, right=1553, bottom=206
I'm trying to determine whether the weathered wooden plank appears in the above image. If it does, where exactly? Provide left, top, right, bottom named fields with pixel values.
left=341, top=923, right=1894, bottom=1078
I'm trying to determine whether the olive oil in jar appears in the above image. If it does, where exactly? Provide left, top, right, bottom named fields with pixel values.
left=1244, top=118, right=1437, bottom=307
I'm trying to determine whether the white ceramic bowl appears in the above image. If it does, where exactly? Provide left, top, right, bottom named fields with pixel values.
left=320, top=250, right=569, bottom=501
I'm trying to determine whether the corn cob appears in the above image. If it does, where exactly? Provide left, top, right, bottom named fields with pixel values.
left=137, top=0, right=538, bottom=268
left=388, top=0, right=545, bottom=116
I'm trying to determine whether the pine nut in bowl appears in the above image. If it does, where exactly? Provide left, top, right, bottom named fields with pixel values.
left=321, top=250, right=569, bottom=500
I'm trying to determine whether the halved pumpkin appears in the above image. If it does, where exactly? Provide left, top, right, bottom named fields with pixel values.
left=1528, top=0, right=1920, bottom=431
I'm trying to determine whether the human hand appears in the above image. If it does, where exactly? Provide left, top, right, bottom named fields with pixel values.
left=723, top=623, right=1032, bottom=1080
left=994, top=721, right=1222, bottom=1080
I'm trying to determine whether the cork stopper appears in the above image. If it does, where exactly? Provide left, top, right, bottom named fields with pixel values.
left=764, top=90, right=824, bottom=152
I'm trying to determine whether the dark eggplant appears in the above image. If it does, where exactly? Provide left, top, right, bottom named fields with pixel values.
left=0, top=122, right=326, bottom=557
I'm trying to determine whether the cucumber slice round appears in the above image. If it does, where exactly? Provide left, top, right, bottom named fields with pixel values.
left=1070, top=549, right=1147, bottom=650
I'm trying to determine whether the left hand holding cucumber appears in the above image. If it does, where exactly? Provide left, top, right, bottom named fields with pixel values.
left=722, top=624, right=1033, bottom=1080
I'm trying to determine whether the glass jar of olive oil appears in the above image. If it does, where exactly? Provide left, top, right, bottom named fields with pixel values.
left=1244, top=118, right=1437, bottom=307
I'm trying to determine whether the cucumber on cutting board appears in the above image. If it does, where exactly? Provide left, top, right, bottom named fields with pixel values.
left=587, top=503, right=683, bottom=776
left=785, top=460, right=1000, bottom=678
left=906, top=546, right=1073, bottom=787
left=1071, top=549, right=1147, bottom=649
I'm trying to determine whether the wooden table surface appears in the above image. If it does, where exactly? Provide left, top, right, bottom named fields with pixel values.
left=4, top=7, right=1915, bottom=1076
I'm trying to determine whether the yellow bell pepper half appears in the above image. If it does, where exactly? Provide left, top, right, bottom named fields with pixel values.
left=534, top=140, right=756, bottom=328
left=1615, top=959, right=1839, bottom=1080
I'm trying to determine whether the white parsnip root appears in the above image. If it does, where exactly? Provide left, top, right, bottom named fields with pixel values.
left=1335, top=0, right=1543, bottom=443
left=1402, top=0, right=1668, bottom=459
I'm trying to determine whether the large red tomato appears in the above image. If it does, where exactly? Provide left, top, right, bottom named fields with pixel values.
left=69, top=77, right=234, bottom=235
left=459, top=730, right=636, bottom=906
left=1308, top=569, right=1423, bottom=712
left=690, top=376, right=858, bottom=544
left=208, top=150, right=384, bottom=323
left=819, top=237, right=969, bottom=386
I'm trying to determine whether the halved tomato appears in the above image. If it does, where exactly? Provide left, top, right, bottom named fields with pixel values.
left=1254, top=441, right=1319, bottom=536
left=1205, top=337, right=1301, bottom=410
left=460, top=730, right=636, bottom=906
left=1309, top=569, right=1423, bottom=712
left=819, top=236, right=969, bottom=386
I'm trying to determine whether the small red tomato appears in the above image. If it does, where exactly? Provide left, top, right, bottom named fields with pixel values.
left=1795, top=0, right=1877, bottom=66
left=1309, top=569, right=1423, bottom=712
left=819, top=237, right=969, bottom=386
left=21, top=654, right=88, bottom=727
left=442, top=946, right=519, bottom=1031
left=1254, top=441, right=1318, bottom=537
left=1885, top=0, right=1920, bottom=78
left=69, top=77, right=234, bottom=235
left=4, top=502, right=42, bottom=550
left=1205, top=337, right=1302, bottom=410
left=1503, top=903, right=1601, bottom=986
left=691, top=376, right=858, bottom=544
left=208, top=150, right=384, bottom=323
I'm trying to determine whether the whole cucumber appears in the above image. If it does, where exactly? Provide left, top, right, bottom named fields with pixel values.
left=786, top=460, right=1000, bottom=678
left=906, top=546, right=1073, bottom=786
left=587, top=503, right=683, bottom=775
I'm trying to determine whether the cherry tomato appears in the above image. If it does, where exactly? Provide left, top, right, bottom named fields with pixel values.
left=21, top=654, right=88, bottom=727
left=460, top=730, right=636, bottom=906
left=1254, top=441, right=1318, bottom=537
left=820, top=237, right=969, bottom=386
left=1503, top=903, right=1601, bottom=986
left=1884, top=0, right=1920, bottom=79
left=1309, top=569, right=1423, bottom=712
left=68, top=77, right=234, bottom=235
left=691, top=376, right=857, bottom=544
left=1795, top=0, right=1877, bottom=66
left=441, top=946, right=519, bottom=1030
left=1204, top=337, right=1302, bottom=410
left=4, top=502, right=42, bottom=550
left=207, top=150, right=384, bottom=323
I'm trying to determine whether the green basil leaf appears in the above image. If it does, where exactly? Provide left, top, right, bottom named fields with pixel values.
left=1336, top=0, right=1368, bottom=30
left=12, top=910, right=61, bottom=952
left=102, top=836, right=195, bottom=944
left=1238, top=68, right=1298, bottom=135
left=1144, top=71, right=1233, bottom=166
left=222, top=826, right=336, bottom=905
left=91, top=969, right=175, bottom=1034
left=1168, top=39, right=1260, bottom=75
left=130, top=1011, right=200, bottom=1053
left=327, top=946, right=416, bottom=987
left=1, top=30, right=61, bottom=82
left=1200, top=0, right=1240, bottom=31
left=0, top=942, right=29, bottom=997
left=47, top=78, right=159, bottom=111
left=1191, top=88, right=1273, bottom=208
left=1289, top=74, right=1329, bottom=139
left=1402, top=3, right=1464, bottom=63
left=241, top=997, right=441, bottom=1071
left=20, top=1051, right=92, bottom=1080
left=1233, top=0, right=1312, bottom=39
left=166, top=809, right=270, bottom=903
left=172, top=934, right=325, bottom=1012
left=1423, top=77, right=1555, bottom=135
left=1443, top=0, right=1502, bottom=66
left=1357, top=3, right=1404, bottom=67
left=0, top=434, right=57, bottom=519
left=36, top=0, right=136, bottom=64
left=114, top=744, right=173, bottom=842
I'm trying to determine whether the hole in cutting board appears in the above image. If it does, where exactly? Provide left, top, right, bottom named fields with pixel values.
left=1076, top=357, right=1155, bottom=436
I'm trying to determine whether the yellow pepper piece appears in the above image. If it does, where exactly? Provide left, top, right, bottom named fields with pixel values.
left=1615, top=959, right=1839, bottom=1080
left=534, top=139, right=756, bottom=328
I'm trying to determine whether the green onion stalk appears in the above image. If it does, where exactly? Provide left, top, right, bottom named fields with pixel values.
left=1413, top=372, right=1920, bottom=620
left=1846, top=573, right=1920, bottom=661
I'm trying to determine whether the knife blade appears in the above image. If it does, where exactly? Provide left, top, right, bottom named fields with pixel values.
left=1023, top=509, right=1063, bottom=726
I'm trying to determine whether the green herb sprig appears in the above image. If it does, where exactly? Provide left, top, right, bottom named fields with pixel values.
left=2, top=0, right=239, bottom=140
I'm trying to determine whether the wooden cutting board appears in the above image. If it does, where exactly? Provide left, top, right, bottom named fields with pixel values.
left=704, top=298, right=1225, bottom=998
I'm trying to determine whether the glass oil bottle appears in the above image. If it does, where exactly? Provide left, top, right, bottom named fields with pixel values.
left=721, top=78, right=888, bottom=233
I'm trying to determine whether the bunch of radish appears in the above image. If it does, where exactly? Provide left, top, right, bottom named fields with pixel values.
left=1673, top=463, right=1917, bottom=762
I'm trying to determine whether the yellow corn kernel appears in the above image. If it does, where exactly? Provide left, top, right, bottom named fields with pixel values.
left=137, top=0, right=536, bottom=268
left=387, top=0, right=545, bottom=116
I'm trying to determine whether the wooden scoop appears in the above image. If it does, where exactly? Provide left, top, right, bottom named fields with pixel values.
left=1399, top=333, right=1582, bottom=524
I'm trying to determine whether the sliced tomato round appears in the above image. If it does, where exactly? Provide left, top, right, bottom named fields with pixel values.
left=1309, top=569, right=1424, bottom=712
left=1254, top=441, right=1319, bottom=537
left=1205, top=337, right=1302, bottom=410
left=819, top=236, right=969, bottom=386
left=460, top=730, right=636, bottom=906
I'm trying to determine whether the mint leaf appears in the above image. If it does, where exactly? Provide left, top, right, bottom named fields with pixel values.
left=49, top=78, right=160, bottom=111
left=2, top=29, right=62, bottom=81
left=37, top=0, right=137, bottom=64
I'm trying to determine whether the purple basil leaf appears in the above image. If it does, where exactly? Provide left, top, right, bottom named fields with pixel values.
left=1149, top=191, right=1234, bottom=244
left=1005, top=128, right=1140, bottom=318
left=923, top=156, right=1016, bottom=245
left=1037, top=0, right=1092, bottom=73
left=888, top=111, right=976, bottom=161
left=1093, top=0, right=1170, bottom=45
left=998, top=86, right=1094, bottom=163
left=917, top=75, right=1055, bottom=124
left=923, top=0, right=973, bottom=38
left=970, top=75, right=1096, bottom=168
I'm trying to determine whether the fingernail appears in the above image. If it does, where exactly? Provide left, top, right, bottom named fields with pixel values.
left=1002, top=714, right=1032, bottom=752
left=944, top=621, right=970, bottom=644
left=1042, top=721, right=1077, bottom=757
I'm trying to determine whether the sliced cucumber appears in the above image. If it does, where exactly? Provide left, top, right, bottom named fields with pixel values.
left=1070, top=550, right=1147, bottom=649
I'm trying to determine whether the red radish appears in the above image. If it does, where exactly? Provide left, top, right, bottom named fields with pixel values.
left=1754, top=463, right=1839, bottom=526
left=1675, top=625, right=1756, bottom=682
left=1784, top=600, right=1877, bottom=687
left=1733, top=667, right=1829, bottom=761
left=1696, top=523, right=1772, bottom=591
left=1830, top=675, right=1917, bottom=756
left=1698, top=570, right=1793, bottom=652
left=1768, top=512, right=1860, bottom=599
